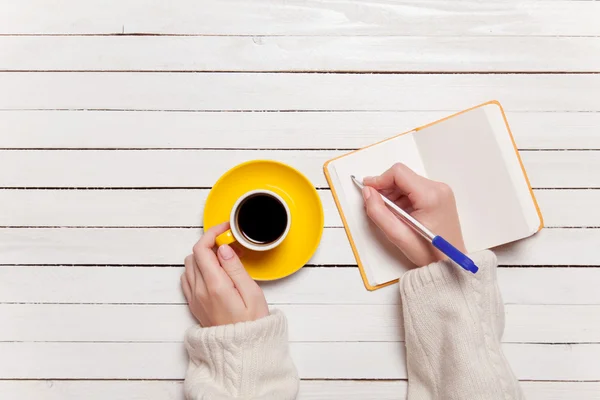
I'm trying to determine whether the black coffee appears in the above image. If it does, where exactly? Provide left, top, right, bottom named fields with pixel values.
left=236, top=194, right=288, bottom=244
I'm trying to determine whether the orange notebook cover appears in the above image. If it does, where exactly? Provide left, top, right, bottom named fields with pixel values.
left=324, top=101, right=544, bottom=291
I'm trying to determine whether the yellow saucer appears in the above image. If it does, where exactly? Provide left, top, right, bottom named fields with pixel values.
left=204, top=160, right=324, bottom=281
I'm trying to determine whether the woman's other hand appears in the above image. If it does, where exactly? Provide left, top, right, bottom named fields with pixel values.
left=362, top=163, right=466, bottom=267
left=181, top=222, right=269, bottom=327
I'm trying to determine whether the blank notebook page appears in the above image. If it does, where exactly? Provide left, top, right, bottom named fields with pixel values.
left=415, top=105, right=536, bottom=251
left=329, top=133, right=427, bottom=285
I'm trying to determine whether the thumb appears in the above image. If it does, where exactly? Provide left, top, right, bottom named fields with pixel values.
left=217, top=244, right=258, bottom=302
left=363, top=186, right=413, bottom=245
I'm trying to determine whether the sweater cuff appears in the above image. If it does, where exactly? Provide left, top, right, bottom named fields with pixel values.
left=185, top=309, right=288, bottom=359
left=399, top=250, right=498, bottom=297
left=184, top=309, right=296, bottom=398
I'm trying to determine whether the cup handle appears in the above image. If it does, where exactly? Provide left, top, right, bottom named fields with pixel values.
left=215, top=229, right=236, bottom=247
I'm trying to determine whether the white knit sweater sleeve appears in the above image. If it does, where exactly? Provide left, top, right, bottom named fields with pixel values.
left=183, top=309, right=299, bottom=400
left=399, top=250, right=525, bottom=400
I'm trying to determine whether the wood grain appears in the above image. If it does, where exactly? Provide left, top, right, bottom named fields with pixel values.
left=0, top=341, right=597, bottom=380
left=1, top=304, right=597, bottom=343
left=1, top=0, right=598, bottom=36
left=2, top=36, right=599, bottom=72
left=0, top=380, right=598, bottom=400
left=0, top=188, right=595, bottom=228
left=1, top=110, right=599, bottom=150
left=1, top=266, right=598, bottom=305
left=0, top=150, right=596, bottom=188
left=2, top=73, right=599, bottom=112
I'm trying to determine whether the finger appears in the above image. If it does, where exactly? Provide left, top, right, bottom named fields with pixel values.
left=386, top=190, right=404, bottom=202
left=364, top=186, right=411, bottom=210
left=184, top=254, right=197, bottom=291
left=379, top=188, right=396, bottom=197
left=363, top=186, right=414, bottom=246
left=230, top=242, right=245, bottom=258
left=364, top=163, right=427, bottom=196
left=180, top=273, right=192, bottom=303
left=194, top=264, right=209, bottom=298
left=373, top=188, right=411, bottom=209
left=186, top=254, right=207, bottom=295
left=193, top=222, right=232, bottom=288
left=217, top=244, right=259, bottom=305
left=395, top=195, right=412, bottom=210
left=199, top=222, right=231, bottom=248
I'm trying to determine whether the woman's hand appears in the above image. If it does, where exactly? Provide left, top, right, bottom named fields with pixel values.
left=181, top=222, right=269, bottom=327
left=362, top=163, right=466, bottom=267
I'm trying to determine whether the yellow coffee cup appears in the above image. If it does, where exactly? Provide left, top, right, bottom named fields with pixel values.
left=215, top=189, right=292, bottom=251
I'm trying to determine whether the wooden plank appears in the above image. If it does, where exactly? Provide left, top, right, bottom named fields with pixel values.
left=0, top=380, right=598, bottom=400
left=535, top=190, right=600, bottom=228
left=0, top=188, right=596, bottom=228
left=0, top=341, right=596, bottom=380
left=0, top=189, right=339, bottom=227
left=504, top=344, right=600, bottom=381
left=306, top=381, right=600, bottom=400
left=0, top=150, right=595, bottom=188
left=0, top=228, right=597, bottom=266
left=1, top=304, right=597, bottom=343
left=503, top=305, right=600, bottom=344
left=490, top=228, right=600, bottom=266
left=0, top=266, right=598, bottom=305
left=0, top=381, right=184, bottom=400
left=2, top=36, right=599, bottom=72
left=0, top=149, right=336, bottom=188
left=1, top=110, right=598, bottom=150
left=1, top=0, right=598, bottom=36
left=1, top=73, right=599, bottom=112
left=523, top=151, right=600, bottom=189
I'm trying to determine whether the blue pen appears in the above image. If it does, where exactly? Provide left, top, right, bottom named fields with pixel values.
left=351, top=175, right=478, bottom=274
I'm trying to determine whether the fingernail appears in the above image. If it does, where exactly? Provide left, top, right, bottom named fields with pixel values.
left=362, top=187, right=371, bottom=200
left=218, top=244, right=235, bottom=260
left=363, top=176, right=374, bottom=183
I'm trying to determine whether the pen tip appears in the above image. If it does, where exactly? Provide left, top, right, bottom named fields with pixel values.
left=350, top=175, right=363, bottom=188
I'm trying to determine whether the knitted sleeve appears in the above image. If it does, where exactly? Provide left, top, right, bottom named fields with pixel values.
left=399, top=250, right=525, bottom=400
left=183, top=309, right=299, bottom=400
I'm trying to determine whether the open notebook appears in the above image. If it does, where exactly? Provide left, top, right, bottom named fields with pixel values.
left=324, top=101, right=544, bottom=290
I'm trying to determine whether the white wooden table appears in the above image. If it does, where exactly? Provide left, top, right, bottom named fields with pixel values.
left=0, top=1, right=599, bottom=399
